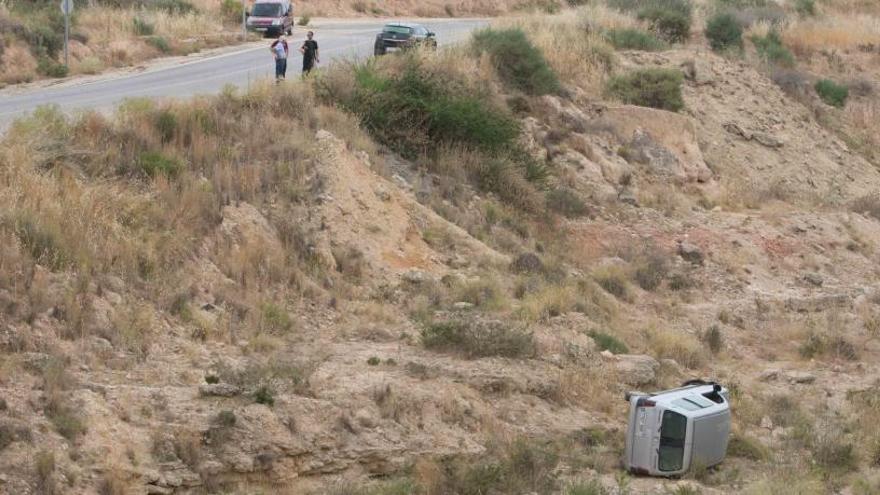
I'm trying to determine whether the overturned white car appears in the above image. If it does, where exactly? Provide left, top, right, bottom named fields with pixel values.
left=624, top=380, right=731, bottom=477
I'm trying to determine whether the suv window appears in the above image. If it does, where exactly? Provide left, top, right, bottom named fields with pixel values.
left=658, top=410, right=687, bottom=472
left=383, top=25, right=413, bottom=34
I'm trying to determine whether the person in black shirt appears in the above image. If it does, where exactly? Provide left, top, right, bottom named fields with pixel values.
left=300, top=31, right=319, bottom=76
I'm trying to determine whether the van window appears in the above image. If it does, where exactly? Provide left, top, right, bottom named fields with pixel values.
left=658, top=410, right=687, bottom=472
left=252, top=3, right=283, bottom=16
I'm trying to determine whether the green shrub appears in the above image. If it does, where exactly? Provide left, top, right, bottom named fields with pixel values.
left=151, top=0, right=197, bottom=14
left=146, top=35, right=171, bottom=53
left=298, top=14, right=311, bottom=26
left=138, top=151, right=183, bottom=178
left=606, top=68, right=684, bottom=111
left=813, top=433, right=857, bottom=472
left=25, top=24, right=64, bottom=59
left=154, top=109, right=177, bottom=142
left=702, top=325, right=724, bottom=354
left=220, top=0, right=241, bottom=23
left=366, top=356, right=381, bottom=366
left=588, top=330, right=629, bottom=354
left=637, top=2, right=693, bottom=43
left=633, top=253, right=669, bottom=291
left=751, top=30, right=794, bottom=67
left=37, top=58, right=69, bottom=78
left=254, top=386, right=275, bottom=406
left=133, top=16, right=155, bottom=35
left=346, top=61, right=519, bottom=156
left=47, top=403, right=87, bottom=440
left=421, top=320, right=536, bottom=359
left=795, top=0, right=815, bottom=16
left=604, top=28, right=666, bottom=51
left=815, top=79, right=849, bottom=108
left=705, top=13, right=743, bottom=52
left=471, top=28, right=561, bottom=95
left=546, top=188, right=589, bottom=217
left=567, top=481, right=609, bottom=495
left=260, top=302, right=293, bottom=334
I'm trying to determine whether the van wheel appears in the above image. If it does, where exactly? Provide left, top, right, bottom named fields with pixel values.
left=286, top=26, right=292, bottom=35
left=374, top=45, right=385, bottom=56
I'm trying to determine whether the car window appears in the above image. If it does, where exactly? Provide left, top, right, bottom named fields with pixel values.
left=658, top=410, right=687, bottom=472
left=383, top=25, right=413, bottom=34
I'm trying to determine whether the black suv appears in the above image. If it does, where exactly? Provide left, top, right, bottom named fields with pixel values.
left=374, top=23, right=437, bottom=55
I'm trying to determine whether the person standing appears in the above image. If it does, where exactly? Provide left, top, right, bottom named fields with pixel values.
left=271, top=34, right=289, bottom=82
left=300, top=31, right=319, bottom=76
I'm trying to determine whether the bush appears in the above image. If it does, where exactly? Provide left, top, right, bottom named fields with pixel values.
left=133, top=16, right=155, bottom=36
left=344, top=61, right=519, bottom=156
left=606, top=68, right=684, bottom=111
left=815, top=79, right=849, bottom=108
left=471, top=28, right=561, bottom=95
left=604, top=28, right=666, bottom=51
left=220, top=0, right=241, bottom=23
left=546, top=188, right=589, bottom=218
left=813, top=432, right=857, bottom=472
left=298, top=14, right=311, bottom=26
left=151, top=0, right=197, bottom=14
left=421, top=320, right=536, bottom=359
left=751, top=30, right=794, bottom=67
left=154, top=109, right=177, bottom=142
left=588, top=330, right=629, bottom=354
left=254, top=385, right=275, bottom=406
left=795, top=0, right=815, bottom=16
left=366, top=356, right=381, bottom=366
left=633, top=253, right=668, bottom=291
left=705, top=13, right=743, bottom=52
left=146, top=35, right=171, bottom=53
left=37, top=58, right=69, bottom=78
left=638, top=6, right=692, bottom=43
left=138, top=151, right=183, bottom=178
left=702, top=325, right=723, bottom=354
left=25, top=24, right=64, bottom=59
left=594, top=267, right=629, bottom=300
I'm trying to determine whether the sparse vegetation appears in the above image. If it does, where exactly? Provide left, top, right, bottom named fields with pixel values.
left=421, top=319, right=536, bottom=358
left=588, top=330, right=629, bottom=354
left=751, top=30, right=795, bottom=67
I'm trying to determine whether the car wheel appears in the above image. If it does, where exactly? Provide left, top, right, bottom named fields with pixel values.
left=374, top=44, right=386, bottom=56
left=286, top=25, right=292, bottom=35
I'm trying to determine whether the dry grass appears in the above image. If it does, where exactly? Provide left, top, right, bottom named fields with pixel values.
left=781, top=14, right=880, bottom=55
left=643, top=326, right=705, bottom=369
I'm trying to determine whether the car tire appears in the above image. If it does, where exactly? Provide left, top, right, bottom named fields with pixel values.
left=286, top=26, right=292, bottom=35
left=374, top=45, right=386, bottom=56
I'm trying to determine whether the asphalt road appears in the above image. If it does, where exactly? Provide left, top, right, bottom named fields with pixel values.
left=0, top=19, right=487, bottom=128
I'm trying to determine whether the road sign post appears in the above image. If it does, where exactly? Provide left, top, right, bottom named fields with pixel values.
left=60, top=0, right=73, bottom=68
left=242, top=0, right=247, bottom=41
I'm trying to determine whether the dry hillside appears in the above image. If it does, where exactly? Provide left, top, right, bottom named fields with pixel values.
left=1, top=0, right=880, bottom=494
